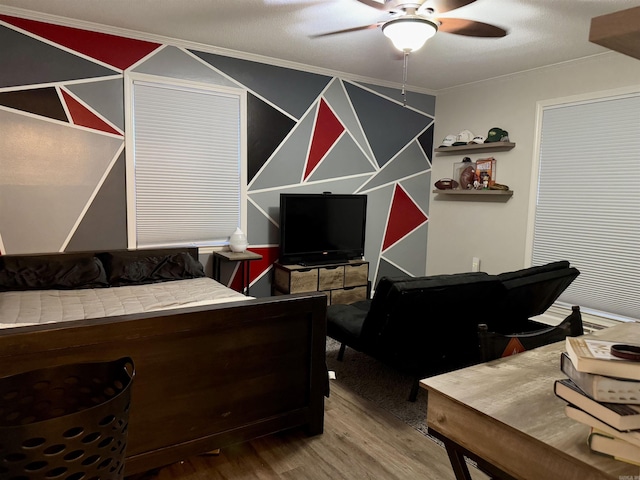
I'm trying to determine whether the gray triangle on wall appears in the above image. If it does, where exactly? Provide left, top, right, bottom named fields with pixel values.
left=134, top=46, right=242, bottom=88
left=381, top=223, right=428, bottom=277
left=66, top=78, right=125, bottom=132
left=362, top=184, right=395, bottom=285
left=358, top=81, right=436, bottom=116
left=189, top=50, right=331, bottom=119
left=400, top=171, right=431, bottom=216
left=248, top=103, right=316, bottom=191
left=0, top=109, right=122, bottom=253
left=0, top=26, right=118, bottom=88
left=308, top=134, right=376, bottom=182
left=247, top=200, right=279, bottom=246
left=359, top=141, right=431, bottom=192
left=66, top=150, right=128, bottom=251
left=344, top=81, right=433, bottom=168
left=374, top=258, right=410, bottom=290
left=324, top=79, right=375, bottom=162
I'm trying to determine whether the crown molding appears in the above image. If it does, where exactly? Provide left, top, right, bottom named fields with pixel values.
left=0, top=5, right=438, bottom=97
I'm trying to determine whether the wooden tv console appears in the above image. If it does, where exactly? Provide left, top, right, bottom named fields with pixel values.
left=273, top=260, right=369, bottom=305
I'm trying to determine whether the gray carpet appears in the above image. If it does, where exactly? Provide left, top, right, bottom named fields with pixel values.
left=325, top=337, right=430, bottom=437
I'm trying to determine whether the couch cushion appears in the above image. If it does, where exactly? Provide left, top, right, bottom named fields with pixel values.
left=492, top=266, right=580, bottom=332
left=374, top=272, right=506, bottom=376
left=497, top=261, right=570, bottom=282
left=359, top=272, right=506, bottom=373
left=388, top=271, right=493, bottom=292
left=365, top=272, right=492, bottom=327
left=326, top=303, right=370, bottom=348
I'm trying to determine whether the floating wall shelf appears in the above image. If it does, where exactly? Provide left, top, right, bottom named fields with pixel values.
left=434, top=142, right=516, bottom=155
left=432, top=189, right=514, bottom=197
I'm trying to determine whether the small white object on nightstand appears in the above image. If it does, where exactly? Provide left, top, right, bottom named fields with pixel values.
left=229, top=227, right=248, bottom=252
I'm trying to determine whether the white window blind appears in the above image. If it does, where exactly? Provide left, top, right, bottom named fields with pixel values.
left=533, top=93, right=640, bottom=322
left=132, top=80, right=242, bottom=248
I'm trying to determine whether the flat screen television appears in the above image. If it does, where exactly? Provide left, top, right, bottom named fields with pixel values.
left=279, top=193, right=367, bottom=265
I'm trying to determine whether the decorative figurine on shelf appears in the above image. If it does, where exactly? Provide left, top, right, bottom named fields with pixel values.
left=480, top=172, right=490, bottom=189
left=229, top=227, right=248, bottom=253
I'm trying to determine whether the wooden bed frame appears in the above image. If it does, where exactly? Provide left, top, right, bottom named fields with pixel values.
left=0, top=250, right=328, bottom=476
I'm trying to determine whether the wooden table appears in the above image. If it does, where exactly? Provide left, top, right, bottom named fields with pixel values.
left=420, top=322, right=640, bottom=480
left=212, top=250, right=262, bottom=295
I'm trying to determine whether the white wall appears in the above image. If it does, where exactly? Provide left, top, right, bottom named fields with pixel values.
left=428, top=52, right=640, bottom=276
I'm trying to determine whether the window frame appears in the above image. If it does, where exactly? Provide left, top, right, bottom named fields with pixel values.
left=526, top=85, right=640, bottom=328
left=124, top=72, right=247, bottom=253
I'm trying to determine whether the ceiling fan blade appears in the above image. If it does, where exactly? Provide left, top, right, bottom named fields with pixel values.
left=438, top=18, right=507, bottom=37
left=424, top=0, right=477, bottom=13
left=311, top=23, right=382, bottom=38
left=356, top=0, right=405, bottom=11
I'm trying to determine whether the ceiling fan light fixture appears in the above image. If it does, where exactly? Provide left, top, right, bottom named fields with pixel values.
left=382, top=16, right=438, bottom=52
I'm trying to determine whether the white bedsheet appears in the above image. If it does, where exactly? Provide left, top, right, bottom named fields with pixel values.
left=0, top=277, right=250, bottom=328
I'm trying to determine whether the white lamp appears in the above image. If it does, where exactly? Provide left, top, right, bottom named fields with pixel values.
left=382, top=16, right=438, bottom=52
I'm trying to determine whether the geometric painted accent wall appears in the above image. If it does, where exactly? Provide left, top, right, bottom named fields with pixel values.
left=305, top=99, right=345, bottom=180
left=244, top=78, right=434, bottom=289
left=0, top=13, right=435, bottom=295
left=0, top=13, right=158, bottom=255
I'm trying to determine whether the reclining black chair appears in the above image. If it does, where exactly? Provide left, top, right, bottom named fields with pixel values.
left=327, top=272, right=508, bottom=401
left=478, top=261, right=583, bottom=360
left=327, top=261, right=582, bottom=401
left=490, top=260, right=581, bottom=333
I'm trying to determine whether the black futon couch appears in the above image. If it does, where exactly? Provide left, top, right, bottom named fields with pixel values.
left=327, top=261, right=581, bottom=401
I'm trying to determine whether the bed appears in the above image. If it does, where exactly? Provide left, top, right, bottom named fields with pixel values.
left=0, top=247, right=328, bottom=476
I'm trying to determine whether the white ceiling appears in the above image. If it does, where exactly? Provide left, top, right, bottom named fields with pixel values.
left=0, top=0, right=638, bottom=92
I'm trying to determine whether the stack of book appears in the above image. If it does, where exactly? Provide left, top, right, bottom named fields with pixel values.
left=555, top=335, right=640, bottom=466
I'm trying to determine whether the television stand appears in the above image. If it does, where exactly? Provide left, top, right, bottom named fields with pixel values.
left=299, top=258, right=349, bottom=267
left=273, top=259, right=369, bottom=306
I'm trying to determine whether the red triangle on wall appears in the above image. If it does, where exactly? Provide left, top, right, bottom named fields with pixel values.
left=382, top=184, right=428, bottom=251
left=61, top=89, right=121, bottom=135
left=229, top=246, right=280, bottom=293
left=0, top=14, right=160, bottom=70
left=304, top=99, right=345, bottom=180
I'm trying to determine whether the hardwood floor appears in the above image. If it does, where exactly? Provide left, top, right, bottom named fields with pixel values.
left=129, top=380, right=489, bottom=480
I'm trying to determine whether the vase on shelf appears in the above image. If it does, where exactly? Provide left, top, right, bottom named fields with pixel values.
left=229, top=227, right=248, bottom=253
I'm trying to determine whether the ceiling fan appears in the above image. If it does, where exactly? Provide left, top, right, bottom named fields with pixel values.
left=313, top=0, right=507, bottom=104
left=314, top=0, right=507, bottom=53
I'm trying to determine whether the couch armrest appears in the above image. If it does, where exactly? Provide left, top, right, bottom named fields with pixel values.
left=478, top=306, right=583, bottom=362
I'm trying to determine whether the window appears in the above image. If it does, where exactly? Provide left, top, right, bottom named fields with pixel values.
left=530, top=90, right=640, bottom=324
left=126, top=75, right=246, bottom=249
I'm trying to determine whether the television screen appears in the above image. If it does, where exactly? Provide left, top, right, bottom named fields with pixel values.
left=279, top=193, right=367, bottom=265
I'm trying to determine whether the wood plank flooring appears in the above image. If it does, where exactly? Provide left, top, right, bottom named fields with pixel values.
left=129, top=380, right=489, bottom=480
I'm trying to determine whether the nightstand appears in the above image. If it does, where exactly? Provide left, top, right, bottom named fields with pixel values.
left=213, top=250, right=263, bottom=295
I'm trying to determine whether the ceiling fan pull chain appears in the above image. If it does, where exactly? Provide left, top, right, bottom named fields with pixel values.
left=402, top=50, right=409, bottom=106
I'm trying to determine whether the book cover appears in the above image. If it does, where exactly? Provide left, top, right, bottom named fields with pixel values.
left=554, top=378, right=640, bottom=431
left=564, top=404, right=640, bottom=449
left=588, top=428, right=640, bottom=466
left=560, top=352, right=640, bottom=404
left=565, top=336, right=640, bottom=381
left=475, top=157, right=496, bottom=188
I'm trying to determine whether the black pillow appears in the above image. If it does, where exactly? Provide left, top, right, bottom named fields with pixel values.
left=0, top=254, right=109, bottom=291
left=100, top=250, right=205, bottom=286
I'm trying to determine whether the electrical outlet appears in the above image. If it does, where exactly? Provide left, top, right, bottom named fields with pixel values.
left=472, top=257, right=481, bottom=272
